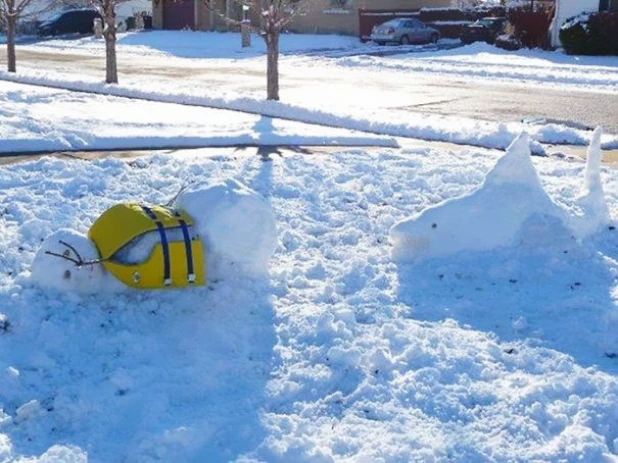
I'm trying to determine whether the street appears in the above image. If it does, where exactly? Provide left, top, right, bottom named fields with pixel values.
left=6, top=46, right=618, bottom=134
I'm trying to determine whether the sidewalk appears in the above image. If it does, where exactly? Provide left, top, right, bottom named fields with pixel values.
left=2, top=140, right=617, bottom=167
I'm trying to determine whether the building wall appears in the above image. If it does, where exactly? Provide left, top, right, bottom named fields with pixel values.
left=154, top=0, right=456, bottom=34
left=551, top=0, right=599, bottom=47
left=291, top=0, right=456, bottom=36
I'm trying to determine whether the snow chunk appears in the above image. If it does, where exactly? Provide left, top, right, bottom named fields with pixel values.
left=38, top=445, right=88, bottom=463
left=177, top=180, right=277, bottom=280
left=390, top=132, right=569, bottom=260
left=572, top=127, right=610, bottom=237
left=15, top=399, right=41, bottom=422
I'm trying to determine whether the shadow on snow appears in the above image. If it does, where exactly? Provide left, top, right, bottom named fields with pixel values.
left=395, top=226, right=618, bottom=375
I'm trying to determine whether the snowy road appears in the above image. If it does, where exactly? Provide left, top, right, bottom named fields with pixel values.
left=5, top=43, right=618, bottom=134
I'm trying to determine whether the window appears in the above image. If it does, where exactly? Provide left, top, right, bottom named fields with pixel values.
left=599, top=0, right=609, bottom=11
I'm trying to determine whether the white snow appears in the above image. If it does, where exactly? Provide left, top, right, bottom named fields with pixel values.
left=22, top=31, right=362, bottom=60
left=337, top=41, right=618, bottom=93
left=176, top=180, right=278, bottom=280
left=1, top=29, right=618, bottom=463
left=390, top=132, right=572, bottom=261
left=2, top=32, right=618, bottom=152
left=31, top=229, right=123, bottom=294
left=390, top=129, right=613, bottom=261
left=2, top=71, right=617, bottom=152
left=0, top=81, right=395, bottom=153
left=1, top=138, right=618, bottom=461
left=574, top=127, right=611, bottom=236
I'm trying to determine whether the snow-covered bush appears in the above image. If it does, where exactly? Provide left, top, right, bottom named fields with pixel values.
left=560, top=12, right=618, bottom=55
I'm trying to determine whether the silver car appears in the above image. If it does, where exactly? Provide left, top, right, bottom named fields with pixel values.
left=370, top=18, right=440, bottom=45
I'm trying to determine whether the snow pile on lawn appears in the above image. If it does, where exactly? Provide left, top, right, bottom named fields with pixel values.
left=25, top=31, right=363, bottom=60
left=0, top=81, right=395, bottom=153
left=337, top=41, right=618, bottom=93
left=2, top=71, right=617, bottom=151
left=1, top=144, right=618, bottom=461
left=390, top=129, right=610, bottom=260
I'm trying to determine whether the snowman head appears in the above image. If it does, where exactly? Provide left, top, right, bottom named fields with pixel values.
left=31, top=229, right=122, bottom=294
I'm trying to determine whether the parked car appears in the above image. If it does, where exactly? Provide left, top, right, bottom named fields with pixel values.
left=461, top=17, right=507, bottom=45
left=370, top=18, right=440, bottom=46
left=37, top=9, right=102, bottom=37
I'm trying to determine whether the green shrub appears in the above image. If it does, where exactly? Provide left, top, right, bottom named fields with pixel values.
left=560, top=12, right=618, bottom=55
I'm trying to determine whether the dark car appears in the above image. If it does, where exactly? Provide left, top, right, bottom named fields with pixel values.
left=37, top=9, right=101, bottom=37
left=461, top=17, right=507, bottom=45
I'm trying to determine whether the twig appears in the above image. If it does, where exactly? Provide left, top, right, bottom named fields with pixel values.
left=44, top=240, right=107, bottom=267
left=165, top=182, right=192, bottom=207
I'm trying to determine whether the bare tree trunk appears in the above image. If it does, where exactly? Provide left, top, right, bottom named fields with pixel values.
left=103, top=3, right=118, bottom=83
left=7, top=15, right=16, bottom=72
left=265, top=30, right=279, bottom=101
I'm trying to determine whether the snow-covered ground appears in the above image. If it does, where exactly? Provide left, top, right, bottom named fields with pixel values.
left=24, top=31, right=364, bottom=60
left=2, top=67, right=617, bottom=152
left=19, top=32, right=618, bottom=93
left=1, top=134, right=618, bottom=461
left=0, top=81, right=394, bottom=153
left=2, top=30, right=618, bottom=462
left=337, top=42, right=618, bottom=93
left=3, top=32, right=617, bottom=151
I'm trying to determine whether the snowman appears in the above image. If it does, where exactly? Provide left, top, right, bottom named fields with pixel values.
left=30, top=179, right=278, bottom=294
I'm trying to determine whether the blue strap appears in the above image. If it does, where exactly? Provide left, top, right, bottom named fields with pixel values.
left=141, top=206, right=171, bottom=286
left=177, top=218, right=195, bottom=283
left=167, top=208, right=195, bottom=283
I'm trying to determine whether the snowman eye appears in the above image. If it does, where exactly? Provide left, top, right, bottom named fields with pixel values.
left=63, top=270, right=71, bottom=280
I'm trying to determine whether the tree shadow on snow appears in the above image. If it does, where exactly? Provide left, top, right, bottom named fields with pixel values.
left=0, top=278, right=277, bottom=461
left=394, top=225, right=618, bottom=375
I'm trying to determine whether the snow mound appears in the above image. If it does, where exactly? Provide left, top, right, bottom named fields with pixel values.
left=572, top=127, right=610, bottom=237
left=30, top=229, right=123, bottom=294
left=390, top=132, right=573, bottom=260
left=176, top=179, right=277, bottom=280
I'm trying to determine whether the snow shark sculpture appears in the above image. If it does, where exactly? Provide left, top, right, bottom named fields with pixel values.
left=390, top=129, right=610, bottom=261
left=574, top=127, right=610, bottom=236
left=30, top=180, right=277, bottom=293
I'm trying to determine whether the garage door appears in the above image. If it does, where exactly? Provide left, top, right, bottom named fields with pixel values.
left=163, top=0, right=195, bottom=30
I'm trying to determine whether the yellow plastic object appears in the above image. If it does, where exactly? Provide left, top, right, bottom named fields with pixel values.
left=104, top=241, right=205, bottom=289
left=88, top=203, right=205, bottom=289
